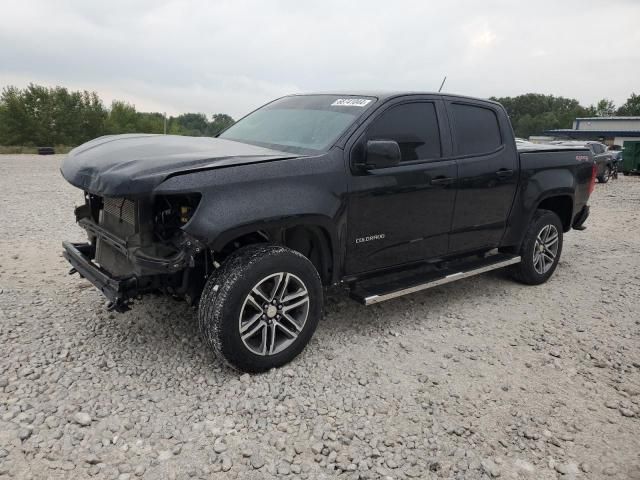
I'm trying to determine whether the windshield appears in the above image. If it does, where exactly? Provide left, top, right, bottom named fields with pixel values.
left=219, top=95, right=377, bottom=154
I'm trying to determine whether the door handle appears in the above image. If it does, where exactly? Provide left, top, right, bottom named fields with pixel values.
left=430, top=176, right=455, bottom=186
left=496, top=169, right=514, bottom=178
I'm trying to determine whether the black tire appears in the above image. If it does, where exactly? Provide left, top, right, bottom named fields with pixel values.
left=597, top=166, right=611, bottom=183
left=198, top=244, right=323, bottom=373
left=510, top=209, right=563, bottom=285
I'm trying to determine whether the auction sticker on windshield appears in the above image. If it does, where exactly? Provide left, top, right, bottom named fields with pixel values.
left=331, top=98, right=372, bottom=107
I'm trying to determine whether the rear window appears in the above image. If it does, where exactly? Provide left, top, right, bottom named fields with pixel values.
left=451, top=103, right=502, bottom=156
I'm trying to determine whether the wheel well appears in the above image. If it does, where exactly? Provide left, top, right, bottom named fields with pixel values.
left=216, top=225, right=333, bottom=285
left=537, top=196, right=573, bottom=231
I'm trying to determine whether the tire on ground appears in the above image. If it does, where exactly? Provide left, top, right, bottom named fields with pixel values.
left=597, top=166, right=611, bottom=183
left=510, top=209, right=564, bottom=285
left=198, top=244, right=323, bottom=372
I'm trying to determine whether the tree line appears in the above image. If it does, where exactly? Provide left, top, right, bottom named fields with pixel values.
left=491, top=93, right=640, bottom=139
left=1, top=83, right=639, bottom=147
left=0, top=84, right=234, bottom=147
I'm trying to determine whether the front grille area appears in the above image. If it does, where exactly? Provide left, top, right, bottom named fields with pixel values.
left=103, top=197, right=136, bottom=226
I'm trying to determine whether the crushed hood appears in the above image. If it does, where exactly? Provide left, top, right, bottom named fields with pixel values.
left=61, top=134, right=298, bottom=197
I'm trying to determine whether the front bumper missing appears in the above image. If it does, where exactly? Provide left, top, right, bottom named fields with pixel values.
left=62, top=241, right=137, bottom=311
left=63, top=226, right=205, bottom=311
left=77, top=217, right=197, bottom=275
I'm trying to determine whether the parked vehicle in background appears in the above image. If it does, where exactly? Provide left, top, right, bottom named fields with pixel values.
left=37, top=147, right=55, bottom=155
left=608, top=145, right=623, bottom=178
left=622, top=141, right=640, bottom=175
left=60, top=92, right=596, bottom=372
left=515, top=138, right=535, bottom=147
left=552, top=141, right=616, bottom=183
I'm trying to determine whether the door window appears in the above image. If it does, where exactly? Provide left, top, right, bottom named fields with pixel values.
left=451, top=103, right=502, bottom=156
left=366, top=102, right=441, bottom=162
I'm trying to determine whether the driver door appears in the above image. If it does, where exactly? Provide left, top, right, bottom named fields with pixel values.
left=345, top=98, right=457, bottom=275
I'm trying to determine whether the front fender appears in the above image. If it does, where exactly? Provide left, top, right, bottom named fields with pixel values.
left=153, top=153, right=347, bottom=273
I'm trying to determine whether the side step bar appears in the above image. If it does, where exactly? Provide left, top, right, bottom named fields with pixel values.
left=350, top=253, right=521, bottom=306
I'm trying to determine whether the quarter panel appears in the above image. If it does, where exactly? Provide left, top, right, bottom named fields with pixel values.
left=500, top=149, right=591, bottom=247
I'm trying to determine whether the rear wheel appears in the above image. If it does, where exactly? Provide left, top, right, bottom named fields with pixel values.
left=510, top=209, right=563, bottom=285
left=198, top=244, right=323, bottom=372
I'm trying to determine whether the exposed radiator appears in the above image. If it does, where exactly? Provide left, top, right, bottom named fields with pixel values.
left=102, top=197, right=136, bottom=227
left=96, top=197, right=138, bottom=276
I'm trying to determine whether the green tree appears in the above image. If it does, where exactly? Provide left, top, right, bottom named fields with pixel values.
left=0, top=86, right=31, bottom=145
left=136, top=112, right=165, bottom=134
left=491, top=93, right=592, bottom=138
left=105, top=101, right=138, bottom=134
left=594, top=98, right=616, bottom=117
left=175, top=113, right=209, bottom=136
left=0, top=84, right=108, bottom=146
left=0, top=82, right=235, bottom=146
left=617, top=93, right=640, bottom=116
left=208, top=113, right=234, bottom=136
left=80, top=91, right=108, bottom=142
left=166, top=116, right=187, bottom=135
left=51, top=87, right=85, bottom=145
left=22, top=84, right=58, bottom=145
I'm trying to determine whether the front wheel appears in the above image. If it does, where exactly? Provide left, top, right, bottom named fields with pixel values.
left=198, top=244, right=323, bottom=372
left=510, top=209, right=563, bottom=285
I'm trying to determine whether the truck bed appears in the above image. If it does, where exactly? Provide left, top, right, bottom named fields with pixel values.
left=516, top=143, right=589, bottom=153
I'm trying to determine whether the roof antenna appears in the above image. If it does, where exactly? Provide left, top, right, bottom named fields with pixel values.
left=438, top=76, right=447, bottom=93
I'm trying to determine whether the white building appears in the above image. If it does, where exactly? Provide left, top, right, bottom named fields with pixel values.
left=545, top=117, right=640, bottom=148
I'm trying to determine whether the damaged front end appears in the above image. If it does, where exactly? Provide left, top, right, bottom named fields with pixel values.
left=63, top=193, right=209, bottom=312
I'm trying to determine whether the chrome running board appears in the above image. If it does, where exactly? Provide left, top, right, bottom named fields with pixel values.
left=350, top=254, right=521, bottom=306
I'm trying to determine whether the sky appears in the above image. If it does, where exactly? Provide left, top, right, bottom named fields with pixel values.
left=1, top=0, right=639, bottom=119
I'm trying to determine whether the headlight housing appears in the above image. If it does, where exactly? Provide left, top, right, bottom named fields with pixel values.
left=153, top=194, right=202, bottom=241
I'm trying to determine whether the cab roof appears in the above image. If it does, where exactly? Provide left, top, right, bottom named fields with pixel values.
left=290, top=91, right=501, bottom=106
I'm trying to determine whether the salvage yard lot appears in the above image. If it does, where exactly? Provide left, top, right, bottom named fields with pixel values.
left=0, top=155, right=639, bottom=480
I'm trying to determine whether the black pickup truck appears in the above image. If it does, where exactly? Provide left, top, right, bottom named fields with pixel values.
left=61, top=92, right=595, bottom=372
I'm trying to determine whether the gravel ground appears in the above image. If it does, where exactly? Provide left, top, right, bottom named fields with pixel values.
left=0, top=154, right=639, bottom=480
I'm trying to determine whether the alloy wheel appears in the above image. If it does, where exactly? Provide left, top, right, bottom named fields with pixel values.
left=533, top=224, right=559, bottom=275
left=238, top=272, right=310, bottom=356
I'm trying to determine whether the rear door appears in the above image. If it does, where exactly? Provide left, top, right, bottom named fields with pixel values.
left=345, top=97, right=457, bottom=275
left=444, top=99, right=518, bottom=253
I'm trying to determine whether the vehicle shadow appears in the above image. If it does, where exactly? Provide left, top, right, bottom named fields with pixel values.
left=320, top=269, right=513, bottom=330
left=82, top=269, right=516, bottom=376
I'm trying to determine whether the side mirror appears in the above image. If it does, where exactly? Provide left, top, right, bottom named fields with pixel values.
left=365, top=140, right=401, bottom=170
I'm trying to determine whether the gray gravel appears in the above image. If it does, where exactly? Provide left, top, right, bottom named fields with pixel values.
left=1, top=155, right=639, bottom=479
